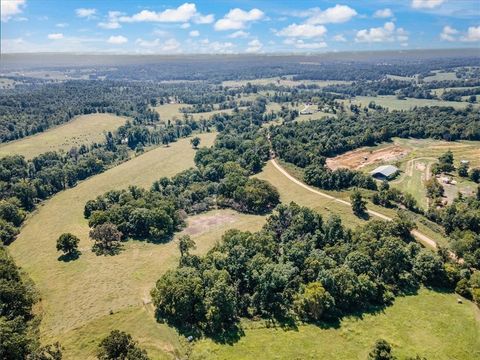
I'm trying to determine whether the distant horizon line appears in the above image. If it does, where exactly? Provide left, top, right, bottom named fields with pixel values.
left=1, top=47, right=479, bottom=57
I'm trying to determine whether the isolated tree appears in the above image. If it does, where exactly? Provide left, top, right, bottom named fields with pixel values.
left=90, top=222, right=123, bottom=255
left=178, top=234, right=196, bottom=258
left=97, top=330, right=149, bottom=360
left=190, top=136, right=201, bottom=149
left=458, top=162, right=469, bottom=177
left=470, top=168, right=480, bottom=183
left=368, top=339, right=396, bottom=360
left=350, top=190, right=367, bottom=217
left=56, top=233, right=80, bottom=258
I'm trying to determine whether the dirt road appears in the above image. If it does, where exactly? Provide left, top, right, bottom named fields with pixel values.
left=271, top=158, right=439, bottom=249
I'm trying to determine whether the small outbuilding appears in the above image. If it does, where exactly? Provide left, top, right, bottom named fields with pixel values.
left=370, top=165, right=399, bottom=180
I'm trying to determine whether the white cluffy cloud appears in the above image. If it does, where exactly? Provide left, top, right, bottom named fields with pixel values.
left=76, top=8, right=96, bottom=18
left=298, top=5, right=357, bottom=24
left=214, top=8, right=264, bottom=31
left=374, top=8, right=394, bottom=18
left=118, top=3, right=213, bottom=24
left=135, top=38, right=182, bottom=52
left=461, top=26, right=480, bottom=42
left=228, top=30, right=249, bottom=38
left=246, top=38, right=263, bottom=53
left=98, top=11, right=123, bottom=29
left=189, top=30, right=200, bottom=37
left=107, top=35, right=128, bottom=44
left=411, top=0, right=445, bottom=9
left=355, top=22, right=408, bottom=45
left=1, top=0, right=26, bottom=22
left=440, top=25, right=480, bottom=42
left=284, top=38, right=327, bottom=49
left=47, top=33, right=64, bottom=40
left=440, top=25, right=458, bottom=41
left=278, top=23, right=327, bottom=38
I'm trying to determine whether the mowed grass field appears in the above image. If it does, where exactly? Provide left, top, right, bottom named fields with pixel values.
left=222, top=77, right=350, bottom=88
left=192, top=289, right=480, bottom=360
left=0, top=113, right=127, bottom=159
left=152, top=103, right=239, bottom=122
left=340, top=95, right=477, bottom=111
left=8, top=132, right=250, bottom=358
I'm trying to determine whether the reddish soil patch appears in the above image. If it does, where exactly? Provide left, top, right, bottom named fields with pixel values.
left=326, top=145, right=410, bottom=170
left=183, top=212, right=237, bottom=236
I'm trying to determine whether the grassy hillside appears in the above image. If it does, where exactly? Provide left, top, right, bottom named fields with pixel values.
left=8, top=134, right=223, bottom=346
left=0, top=113, right=127, bottom=159
left=153, top=103, right=238, bottom=122
left=192, top=289, right=480, bottom=360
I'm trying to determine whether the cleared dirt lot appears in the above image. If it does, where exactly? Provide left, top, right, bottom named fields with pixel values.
left=326, top=144, right=410, bottom=170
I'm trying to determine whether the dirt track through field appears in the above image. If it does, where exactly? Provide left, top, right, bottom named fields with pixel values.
left=271, top=158, right=439, bottom=249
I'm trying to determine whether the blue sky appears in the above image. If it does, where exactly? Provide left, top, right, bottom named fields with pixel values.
left=1, top=0, right=479, bottom=53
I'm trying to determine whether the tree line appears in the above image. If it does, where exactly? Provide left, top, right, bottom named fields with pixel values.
left=270, top=106, right=479, bottom=190
left=151, top=202, right=472, bottom=338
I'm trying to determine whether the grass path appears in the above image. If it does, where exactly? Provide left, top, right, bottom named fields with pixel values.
left=9, top=133, right=218, bottom=341
left=0, top=113, right=127, bottom=159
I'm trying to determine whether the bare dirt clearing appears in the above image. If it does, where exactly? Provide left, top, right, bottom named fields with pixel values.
left=326, top=144, right=410, bottom=170
left=182, top=212, right=237, bottom=236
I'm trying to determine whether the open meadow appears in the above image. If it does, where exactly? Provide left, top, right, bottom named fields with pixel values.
left=8, top=132, right=264, bottom=358
left=192, top=289, right=480, bottom=360
left=152, top=103, right=239, bottom=122
left=340, top=95, right=477, bottom=111
left=0, top=113, right=127, bottom=159
left=222, top=77, right=350, bottom=88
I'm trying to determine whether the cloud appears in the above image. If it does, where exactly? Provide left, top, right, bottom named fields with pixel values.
left=56, top=23, right=68, bottom=28
left=118, top=3, right=212, bottom=24
left=189, top=30, right=200, bottom=37
left=355, top=22, right=408, bottom=43
left=76, top=8, right=96, bottom=18
left=278, top=23, right=327, bottom=38
left=439, top=25, right=480, bottom=42
left=300, top=5, right=357, bottom=25
left=228, top=30, right=249, bottom=38
left=374, top=8, right=394, bottom=18
left=214, top=8, right=264, bottom=31
left=48, top=33, right=64, bottom=40
left=180, top=23, right=191, bottom=29
left=193, top=13, right=214, bottom=24
left=193, top=39, right=235, bottom=53
left=284, top=38, right=327, bottom=49
left=107, top=35, right=128, bottom=44
left=98, top=11, right=123, bottom=29
left=411, top=0, right=444, bottom=9
left=99, top=21, right=120, bottom=29
left=333, top=34, right=346, bottom=42
left=461, top=26, right=480, bottom=42
left=1, top=0, right=26, bottom=22
left=246, top=39, right=263, bottom=53
left=135, top=38, right=182, bottom=52
left=440, top=25, right=458, bottom=41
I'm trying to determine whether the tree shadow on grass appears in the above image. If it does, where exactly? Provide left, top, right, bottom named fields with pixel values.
left=57, top=251, right=81, bottom=262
